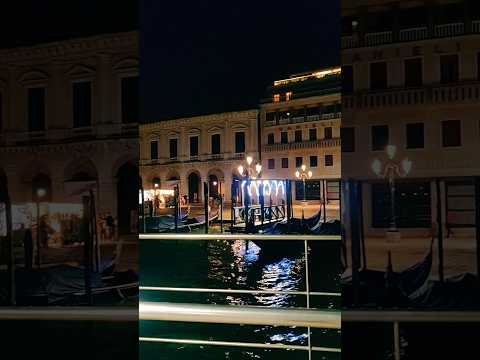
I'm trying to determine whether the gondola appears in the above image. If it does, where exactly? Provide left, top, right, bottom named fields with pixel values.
left=155, top=209, right=219, bottom=233
left=0, top=262, right=138, bottom=306
left=341, top=241, right=433, bottom=307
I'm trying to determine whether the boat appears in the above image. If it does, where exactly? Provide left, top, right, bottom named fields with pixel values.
left=0, top=263, right=138, bottom=306
left=155, top=209, right=219, bottom=233
left=341, top=241, right=433, bottom=307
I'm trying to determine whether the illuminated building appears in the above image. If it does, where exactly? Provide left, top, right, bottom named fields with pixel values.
left=259, top=67, right=342, bottom=203
left=342, top=0, right=480, bottom=238
left=140, top=110, right=259, bottom=203
left=0, top=31, right=139, bottom=243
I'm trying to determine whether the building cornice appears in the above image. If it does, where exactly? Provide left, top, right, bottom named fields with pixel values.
left=140, top=109, right=259, bottom=131
left=0, top=31, right=138, bottom=63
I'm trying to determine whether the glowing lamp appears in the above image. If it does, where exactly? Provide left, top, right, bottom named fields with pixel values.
left=212, top=181, right=218, bottom=186
left=255, top=164, right=262, bottom=174
left=246, top=156, right=253, bottom=166
left=386, top=145, right=397, bottom=160
left=402, top=159, right=412, bottom=175
left=295, top=171, right=300, bottom=179
left=301, top=164, right=307, bottom=172
left=372, top=159, right=382, bottom=176
left=238, top=165, right=244, bottom=176
left=307, top=171, right=313, bottom=178
left=36, top=188, right=47, bottom=198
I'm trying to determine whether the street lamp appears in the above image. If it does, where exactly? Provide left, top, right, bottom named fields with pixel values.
left=35, top=187, right=46, bottom=268
left=371, top=144, right=412, bottom=240
left=295, top=164, right=313, bottom=221
left=238, top=156, right=262, bottom=230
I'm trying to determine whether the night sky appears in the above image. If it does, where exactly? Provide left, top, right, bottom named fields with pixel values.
left=140, top=0, right=340, bottom=122
left=0, top=0, right=137, bottom=49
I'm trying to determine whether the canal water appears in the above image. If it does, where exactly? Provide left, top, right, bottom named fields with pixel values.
left=140, top=238, right=341, bottom=360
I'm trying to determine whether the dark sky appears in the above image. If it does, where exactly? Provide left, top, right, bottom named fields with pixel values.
left=0, top=0, right=137, bottom=49
left=140, top=0, right=340, bottom=122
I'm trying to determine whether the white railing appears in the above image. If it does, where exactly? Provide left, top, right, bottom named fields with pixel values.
left=0, top=307, right=136, bottom=321
left=343, top=310, right=480, bottom=360
left=435, top=22, right=464, bottom=37
left=341, top=35, right=358, bottom=48
left=139, top=233, right=341, bottom=356
left=473, top=20, right=480, bottom=33
left=399, top=27, right=428, bottom=42
left=365, top=31, right=392, bottom=46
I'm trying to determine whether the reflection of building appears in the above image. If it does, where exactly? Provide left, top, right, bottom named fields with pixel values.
left=342, top=0, right=480, bottom=238
left=140, top=67, right=342, bottom=206
left=140, top=110, right=258, bottom=203
left=0, top=31, right=139, bottom=242
left=259, top=67, right=341, bottom=203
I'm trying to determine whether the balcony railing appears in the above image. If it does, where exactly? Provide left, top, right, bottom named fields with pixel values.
left=473, top=20, right=480, bottom=33
left=364, top=31, right=392, bottom=46
left=434, top=22, right=465, bottom=37
left=341, top=35, right=358, bottom=49
left=399, top=26, right=428, bottom=42
left=139, top=233, right=341, bottom=356
left=342, top=21, right=476, bottom=49
left=263, top=138, right=340, bottom=152
left=264, top=113, right=340, bottom=127
left=342, top=82, right=480, bottom=110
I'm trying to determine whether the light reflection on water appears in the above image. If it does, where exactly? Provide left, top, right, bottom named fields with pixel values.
left=140, top=238, right=340, bottom=359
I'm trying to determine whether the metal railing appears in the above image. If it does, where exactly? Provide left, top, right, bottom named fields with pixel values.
left=0, top=307, right=137, bottom=321
left=343, top=310, right=480, bottom=360
left=139, top=233, right=341, bottom=357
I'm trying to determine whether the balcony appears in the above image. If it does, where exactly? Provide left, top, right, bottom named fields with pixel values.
left=263, top=138, right=340, bottom=153
left=205, top=153, right=224, bottom=161
left=341, top=35, right=358, bottom=49
left=399, top=27, right=428, bottom=42
left=342, top=82, right=480, bottom=111
left=434, top=22, right=464, bottom=38
left=264, top=113, right=340, bottom=127
left=473, top=20, right=480, bottom=33
left=342, top=20, right=477, bottom=49
left=364, top=31, right=392, bottom=46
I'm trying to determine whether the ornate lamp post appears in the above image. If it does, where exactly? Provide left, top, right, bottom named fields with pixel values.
left=295, top=164, right=313, bottom=220
left=372, top=145, right=412, bottom=241
left=238, top=156, right=262, bottom=230
left=35, top=187, right=47, bottom=268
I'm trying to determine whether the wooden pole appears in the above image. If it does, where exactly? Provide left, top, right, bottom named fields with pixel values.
left=349, top=179, right=361, bottom=306
left=174, top=185, right=179, bottom=233
left=475, top=178, right=480, bottom=277
left=204, top=182, right=209, bottom=234
left=220, top=181, right=224, bottom=233
left=435, top=179, right=444, bottom=283
left=358, top=181, right=367, bottom=269
left=323, top=179, right=327, bottom=223
left=2, top=183, right=15, bottom=305
left=89, top=190, right=99, bottom=273
left=82, top=196, right=93, bottom=305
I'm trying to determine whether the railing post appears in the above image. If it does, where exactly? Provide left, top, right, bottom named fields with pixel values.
left=393, top=321, right=400, bottom=360
left=435, top=179, right=444, bottom=282
left=204, top=182, right=209, bottom=234
left=82, top=195, right=93, bottom=306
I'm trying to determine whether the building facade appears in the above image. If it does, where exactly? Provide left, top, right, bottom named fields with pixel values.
left=0, top=31, right=139, bottom=243
left=341, top=0, right=480, bottom=237
left=260, top=68, right=341, bottom=202
left=140, top=110, right=258, bottom=204
left=140, top=67, right=342, bottom=207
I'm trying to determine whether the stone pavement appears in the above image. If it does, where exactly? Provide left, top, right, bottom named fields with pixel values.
left=345, top=235, right=478, bottom=279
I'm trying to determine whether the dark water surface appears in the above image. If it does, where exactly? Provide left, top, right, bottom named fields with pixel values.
left=140, top=238, right=341, bottom=359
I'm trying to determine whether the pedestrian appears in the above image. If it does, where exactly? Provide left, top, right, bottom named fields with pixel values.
left=23, top=228, right=33, bottom=270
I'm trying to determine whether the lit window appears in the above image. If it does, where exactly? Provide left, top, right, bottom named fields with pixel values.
left=273, top=94, right=280, bottom=103
left=285, top=91, right=292, bottom=101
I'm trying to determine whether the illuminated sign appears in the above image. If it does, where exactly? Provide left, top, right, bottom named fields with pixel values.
left=241, top=180, right=286, bottom=199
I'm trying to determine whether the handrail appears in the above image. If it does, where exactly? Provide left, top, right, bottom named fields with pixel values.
left=140, top=301, right=340, bottom=329
left=139, top=233, right=340, bottom=241
left=342, top=310, right=480, bottom=322
left=0, top=307, right=137, bottom=321
left=140, top=286, right=340, bottom=297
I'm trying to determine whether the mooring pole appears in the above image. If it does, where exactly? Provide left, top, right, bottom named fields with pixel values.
left=349, top=179, right=361, bottom=306
left=435, top=179, right=444, bottom=283
left=220, top=181, right=224, bottom=233
left=1, top=180, right=15, bottom=305
left=82, top=195, right=93, bottom=305
left=323, top=179, right=327, bottom=223
left=141, top=184, right=146, bottom=233
left=358, top=181, right=366, bottom=269
left=174, top=185, right=179, bottom=233
left=204, top=182, right=209, bottom=234
left=475, top=178, right=480, bottom=277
